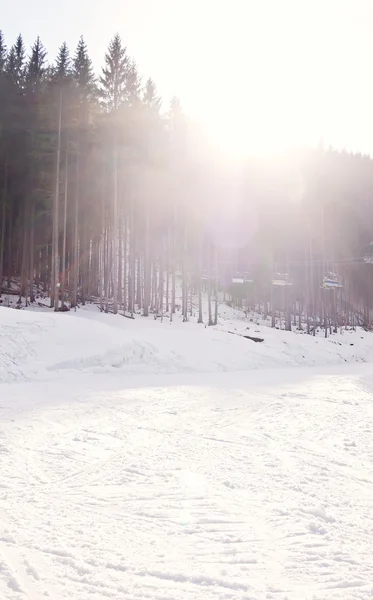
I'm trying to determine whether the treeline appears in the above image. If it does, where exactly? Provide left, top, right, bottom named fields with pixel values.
left=1, top=30, right=373, bottom=334
left=0, top=31, right=186, bottom=316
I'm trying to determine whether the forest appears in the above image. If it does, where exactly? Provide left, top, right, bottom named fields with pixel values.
left=1, top=30, right=373, bottom=336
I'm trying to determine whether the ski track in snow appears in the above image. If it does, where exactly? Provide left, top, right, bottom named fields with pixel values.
left=2, top=368, right=373, bottom=598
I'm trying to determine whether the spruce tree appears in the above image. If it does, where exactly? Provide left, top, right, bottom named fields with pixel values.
left=0, top=31, right=6, bottom=72
left=73, top=36, right=96, bottom=103
left=10, top=34, right=26, bottom=91
left=99, top=33, right=129, bottom=111
left=125, top=60, right=141, bottom=106
left=54, top=42, right=71, bottom=81
left=143, top=78, right=161, bottom=112
left=26, top=37, right=47, bottom=93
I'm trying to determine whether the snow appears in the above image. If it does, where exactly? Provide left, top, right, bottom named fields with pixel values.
left=0, top=303, right=372, bottom=384
left=2, top=304, right=373, bottom=598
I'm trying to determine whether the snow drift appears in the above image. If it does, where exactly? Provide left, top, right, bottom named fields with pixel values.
left=1, top=305, right=373, bottom=383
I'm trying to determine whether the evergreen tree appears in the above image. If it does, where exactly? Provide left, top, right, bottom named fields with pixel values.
left=26, top=37, right=47, bottom=93
left=99, top=33, right=129, bottom=111
left=125, top=60, right=141, bottom=106
left=54, top=42, right=71, bottom=81
left=7, top=34, right=26, bottom=91
left=73, top=36, right=96, bottom=103
left=0, top=31, right=7, bottom=72
left=143, top=78, right=161, bottom=112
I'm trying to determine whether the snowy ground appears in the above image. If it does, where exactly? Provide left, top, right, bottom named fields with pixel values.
left=2, top=306, right=373, bottom=599
left=0, top=302, right=372, bottom=384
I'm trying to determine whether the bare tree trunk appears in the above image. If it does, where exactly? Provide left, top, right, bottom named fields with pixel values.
left=29, top=203, right=35, bottom=303
left=118, top=213, right=123, bottom=307
left=171, top=206, right=176, bottom=314
left=72, top=142, right=79, bottom=310
left=112, top=142, right=118, bottom=314
left=208, top=243, right=213, bottom=326
left=214, top=244, right=218, bottom=325
left=136, top=256, right=142, bottom=307
left=129, top=195, right=135, bottom=318
left=198, top=237, right=203, bottom=323
left=154, top=262, right=158, bottom=314
left=7, top=199, right=12, bottom=289
left=61, top=141, right=68, bottom=310
left=105, top=227, right=110, bottom=313
left=323, top=290, right=328, bottom=338
left=41, top=244, right=48, bottom=292
left=0, top=160, right=7, bottom=296
left=271, top=284, right=276, bottom=327
left=333, top=290, right=338, bottom=333
left=100, top=173, right=105, bottom=312
left=159, top=247, right=164, bottom=320
left=143, top=210, right=151, bottom=317
left=166, top=229, right=170, bottom=314
left=20, top=201, right=29, bottom=303
left=53, top=89, right=63, bottom=312
left=182, top=225, right=188, bottom=322
left=123, top=217, right=127, bottom=312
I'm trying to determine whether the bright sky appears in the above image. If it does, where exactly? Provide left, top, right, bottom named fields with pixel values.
left=1, top=0, right=373, bottom=158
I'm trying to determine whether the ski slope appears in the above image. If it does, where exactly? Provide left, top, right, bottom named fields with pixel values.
left=0, top=304, right=372, bottom=384
left=1, top=306, right=373, bottom=599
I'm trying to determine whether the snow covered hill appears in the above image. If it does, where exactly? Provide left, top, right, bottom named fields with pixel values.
left=2, top=306, right=373, bottom=599
left=0, top=304, right=372, bottom=384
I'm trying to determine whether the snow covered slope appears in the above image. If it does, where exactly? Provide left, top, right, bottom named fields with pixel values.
left=0, top=304, right=372, bottom=383
left=2, top=307, right=373, bottom=598
left=1, top=364, right=373, bottom=599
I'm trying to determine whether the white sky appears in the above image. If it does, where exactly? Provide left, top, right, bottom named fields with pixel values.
left=1, top=0, right=372, bottom=157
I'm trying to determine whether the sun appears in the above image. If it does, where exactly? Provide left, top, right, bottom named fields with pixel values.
left=197, top=98, right=305, bottom=162
left=176, top=1, right=326, bottom=161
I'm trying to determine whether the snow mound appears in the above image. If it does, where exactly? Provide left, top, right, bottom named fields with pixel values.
left=1, top=305, right=373, bottom=383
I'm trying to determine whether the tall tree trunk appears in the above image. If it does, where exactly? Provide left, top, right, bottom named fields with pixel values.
left=214, top=244, right=218, bottom=325
left=159, top=247, right=164, bottom=319
left=208, top=243, right=213, bottom=326
left=123, top=217, right=127, bottom=312
left=136, top=256, right=142, bottom=307
left=165, top=230, right=170, bottom=314
left=182, top=225, right=188, bottom=322
left=143, top=212, right=150, bottom=316
left=118, top=213, right=123, bottom=307
left=53, top=89, right=63, bottom=312
left=20, top=203, right=29, bottom=303
left=7, top=199, right=12, bottom=289
left=112, top=142, right=118, bottom=314
left=105, top=227, right=110, bottom=313
left=271, top=284, right=276, bottom=328
left=29, top=203, right=35, bottom=303
left=61, top=141, right=68, bottom=309
left=198, top=237, right=203, bottom=324
left=171, top=206, right=176, bottom=315
left=129, top=196, right=135, bottom=317
left=100, top=175, right=106, bottom=312
left=72, top=143, right=79, bottom=310
left=0, top=160, right=7, bottom=296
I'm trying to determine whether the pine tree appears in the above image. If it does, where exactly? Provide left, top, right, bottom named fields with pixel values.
left=99, top=33, right=129, bottom=111
left=99, top=35, right=131, bottom=314
left=54, top=42, right=71, bottom=81
left=143, top=78, right=161, bottom=112
left=26, top=37, right=47, bottom=93
left=73, top=36, right=96, bottom=103
left=0, top=31, right=6, bottom=72
left=125, top=60, right=141, bottom=106
left=71, top=37, right=96, bottom=307
left=7, top=34, right=26, bottom=91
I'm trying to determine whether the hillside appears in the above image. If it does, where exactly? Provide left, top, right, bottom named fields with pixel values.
left=0, top=302, right=372, bottom=384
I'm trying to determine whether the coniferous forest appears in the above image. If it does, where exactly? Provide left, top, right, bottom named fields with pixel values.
left=1, top=31, right=373, bottom=335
